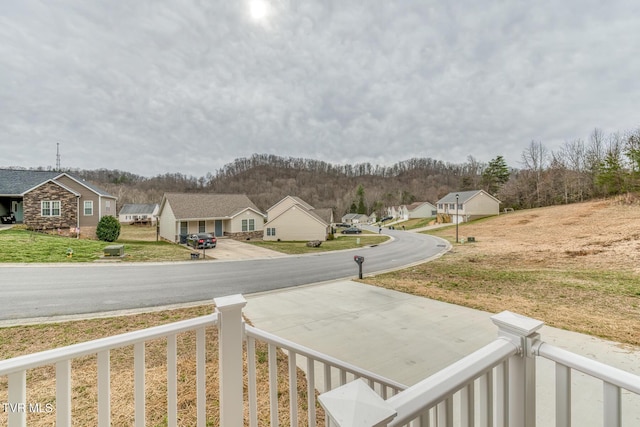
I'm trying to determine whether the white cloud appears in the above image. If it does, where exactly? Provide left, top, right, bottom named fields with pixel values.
left=1, top=0, right=639, bottom=176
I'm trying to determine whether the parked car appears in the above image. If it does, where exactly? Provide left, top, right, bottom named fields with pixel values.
left=341, top=227, right=362, bottom=234
left=186, top=233, right=217, bottom=249
left=380, top=216, right=393, bottom=222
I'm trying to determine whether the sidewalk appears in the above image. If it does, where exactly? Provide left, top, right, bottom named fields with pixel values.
left=244, top=280, right=640, bottom=425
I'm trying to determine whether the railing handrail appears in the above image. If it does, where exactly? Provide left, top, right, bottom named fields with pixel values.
left=535, top=341, right=640, bottom=394
left=385, top=337, right=518, bottom=426
left=0, top=313, right=217, bottom=376
left=245, top=324, right=407, bottom=391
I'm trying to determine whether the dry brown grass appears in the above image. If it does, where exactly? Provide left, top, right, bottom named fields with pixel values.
left=365, top=196, right=640, bottom=346
left=0, top=306, right=324, bottom=426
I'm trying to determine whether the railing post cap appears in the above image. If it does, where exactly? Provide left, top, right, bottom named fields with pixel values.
left=491, top=311, right=544, bottom=337
left=214, top=294, right=247, bottom=312
left=319, top=379, right=397, bottom=427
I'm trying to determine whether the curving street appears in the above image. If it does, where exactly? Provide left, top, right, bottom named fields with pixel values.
left=0, top=228, right=449, bottom=321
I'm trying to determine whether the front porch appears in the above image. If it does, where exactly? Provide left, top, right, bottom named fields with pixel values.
left=1, top=290, right=639, bottom=426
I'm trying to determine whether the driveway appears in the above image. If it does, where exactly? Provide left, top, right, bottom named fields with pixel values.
left=204, top=238, right=286, bottom=261
left=244, top=280, right=640, bottom=426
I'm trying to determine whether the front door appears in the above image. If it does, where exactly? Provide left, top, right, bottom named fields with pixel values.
left=12, top=200, right=22, bottom=222
left=215, top=220, right=222, bottom=237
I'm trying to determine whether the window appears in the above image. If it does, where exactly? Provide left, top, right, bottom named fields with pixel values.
left=199, top=221, right=206, bottom=233
left=41, top=201, right=61, bottom=217
left=266, top=227, right=276, bottom=236
left=242, top=218, right=256, bottom=232
left=84, top=201, right=93, bottom=216
left=180, top=222, right=188, bottom=235
left=105, top=200, right=111, bottom=213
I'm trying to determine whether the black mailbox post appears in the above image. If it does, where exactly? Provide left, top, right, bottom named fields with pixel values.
left=354, top=255, right=365, bottom=279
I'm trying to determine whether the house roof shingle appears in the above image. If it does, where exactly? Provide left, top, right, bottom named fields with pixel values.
left=119, top=203, right=158, bottom=215
left=437, top=190, right=500, bottom=204
left=0, top=169, right=60, bottom=195
left=0, top=169, right=115, bottom=198
left=161, top=193, right=263, bottom=219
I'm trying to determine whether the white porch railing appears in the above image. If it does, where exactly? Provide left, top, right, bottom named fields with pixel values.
left=1, top=294, right=640, bottom=426
left=320, top=311, right=640, bottom=427
left=0, top=313, right=218, bottom=427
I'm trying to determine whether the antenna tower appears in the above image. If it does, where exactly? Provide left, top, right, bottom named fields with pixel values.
left=56, top=143, right=61, bottom=171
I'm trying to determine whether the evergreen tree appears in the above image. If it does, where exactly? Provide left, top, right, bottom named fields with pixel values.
left=356, top=184, right=367, bottom=214
left=482, top=155, right=510, bottom=194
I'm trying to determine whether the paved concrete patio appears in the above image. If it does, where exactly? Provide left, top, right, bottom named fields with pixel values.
left=244, top=280, right=640, bottom=425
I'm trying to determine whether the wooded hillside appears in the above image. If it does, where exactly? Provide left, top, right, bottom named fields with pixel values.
left=63, top=126, right=640, bottom=217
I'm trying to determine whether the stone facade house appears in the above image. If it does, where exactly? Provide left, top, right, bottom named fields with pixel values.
left=0, top=169, right=117, bottom=237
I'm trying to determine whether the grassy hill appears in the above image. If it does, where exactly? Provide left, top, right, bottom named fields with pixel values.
left=365, top=195, right=640, bottom=346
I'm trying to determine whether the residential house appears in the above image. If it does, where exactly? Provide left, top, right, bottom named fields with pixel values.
left=436, top=190, right=501, bottom=224
left=386, top=205, right=409, bottom=221
left=0, top=169, right=116, bottom=237
left=406, top=201, right=437, bottom=219
left=341, top=213, right=369, bottom=224
left=118, top=203, right=159, bottom=225
left=263, top=196, right=333, bottom=241
left=158, top=193, right=264, bottom=242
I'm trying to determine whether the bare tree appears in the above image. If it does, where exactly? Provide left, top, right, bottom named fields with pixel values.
left=521, top=141, right=549, bottom=206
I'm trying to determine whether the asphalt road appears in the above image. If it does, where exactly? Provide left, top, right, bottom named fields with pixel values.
left=1, top=228, right=449, bottom=321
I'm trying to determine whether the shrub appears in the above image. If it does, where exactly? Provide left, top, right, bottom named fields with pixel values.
left=96, top=216, right=121, bottom=242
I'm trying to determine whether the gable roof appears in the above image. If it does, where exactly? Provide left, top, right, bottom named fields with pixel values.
left=310, top=208, right=333, bottom=224
left=0, top=169, right=60, bottom=195
left=160, top=193, right=264, bottom=220
left=0, top=169, right=115, bottom=198
left=265, top=203, right=329, bottom=228
left=406, top=201, right=435, bottom=211
left=119, top=203, right=159, bottom=215
left=437, top=190, right=501, bottom=204
left=266, top=195, right=314, bottom=213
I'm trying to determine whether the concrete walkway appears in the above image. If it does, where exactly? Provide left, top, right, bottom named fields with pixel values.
left=244, top=280, right=640, bottom=425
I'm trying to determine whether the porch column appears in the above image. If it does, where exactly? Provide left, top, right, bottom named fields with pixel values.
left=215, top=294, right=247, bottom=427
left=491, top=311, right=544, bottom=427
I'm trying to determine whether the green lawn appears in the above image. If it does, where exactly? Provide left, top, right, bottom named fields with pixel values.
left=0, top=227, right=193, bottom=263
left=381, top=217, right=435, bottom=230
left=246, top=234, right=389, bottom=255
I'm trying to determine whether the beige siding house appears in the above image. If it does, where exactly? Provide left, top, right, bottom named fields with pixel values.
left=407, top=201, right=437, bottom=219
left=436, top=190, right=500, bottom=223
left=263, top=196, right=333, bottom=241
left=158, top=193, right=264, bottom=242
left=118, top=203, right=159, bottom=225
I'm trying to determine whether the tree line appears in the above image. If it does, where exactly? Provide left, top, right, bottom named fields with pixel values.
left=62, top=126, right=640, bottom=216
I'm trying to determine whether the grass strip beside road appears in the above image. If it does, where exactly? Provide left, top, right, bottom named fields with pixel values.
left=246, top=234, right=389, bottom=254
left=363, top=231, right=640, bottom=347
left=0, top=227, right=194, bottom=263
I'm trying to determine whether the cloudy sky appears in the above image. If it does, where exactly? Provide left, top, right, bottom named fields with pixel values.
left=1, top=0, right=639, bottom=177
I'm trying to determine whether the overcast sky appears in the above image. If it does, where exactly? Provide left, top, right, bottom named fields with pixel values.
left=1, top=0, right=639, bottom=177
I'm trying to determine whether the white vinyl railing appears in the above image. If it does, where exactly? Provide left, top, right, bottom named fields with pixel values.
left=245, top=325, right=407, bottom=427
left=534, top=341, right=640, bottom=427
left=0, top=314, right=218, bottom=427
left=320, top=311, right=640, bottom=427
left=3, top=295, right=640, bottom=427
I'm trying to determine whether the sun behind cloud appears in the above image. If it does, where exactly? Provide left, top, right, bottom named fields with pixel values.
left=249, top=0, right=269, bottom=21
